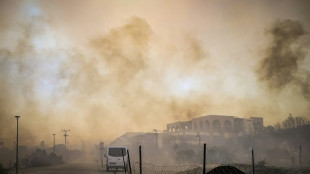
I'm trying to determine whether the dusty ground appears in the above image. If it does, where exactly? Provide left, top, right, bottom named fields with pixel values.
left=7, top=163, right=124, bottom=174
left=5, top=163, right=310, bottom=174
left=177, top=165, right=310, bottom=174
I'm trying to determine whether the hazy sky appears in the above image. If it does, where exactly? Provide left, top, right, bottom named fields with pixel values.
left=0, top=0, right=310, bottom=146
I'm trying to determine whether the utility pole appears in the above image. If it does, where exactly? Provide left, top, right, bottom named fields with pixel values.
left=203, top=143, right=206, bottom=174
left=127, top=149, right=132, bottom=174
left=99, top=142, right=104, bottom=167
left=15, top=116, right=20, bottom=174
left=67, top=142, right=70, bottom=161
left=122, top=149, right=127, bottom=174
left=153, top=129, right=158, bottom=148
left=139, top=146, right=142, bottom=174
left=53, top=134, right=56, bottom=153
left=252, top=146, right=255, bottom=174
left=299, top=145, right=302, bottom=169
left=62, top=129, right=70, bottom=160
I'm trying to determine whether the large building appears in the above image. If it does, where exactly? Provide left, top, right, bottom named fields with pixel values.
left=166, top=115, right=263, bottom=136
left=110, top=115, right=264, bottom=151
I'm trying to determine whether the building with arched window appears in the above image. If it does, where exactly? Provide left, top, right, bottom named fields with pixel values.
left=166, top=115, right=263, bottom=136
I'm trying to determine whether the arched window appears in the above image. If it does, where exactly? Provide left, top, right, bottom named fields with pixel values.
left=199, top=121, right=203, bottom=130
left=212, top=120, right=222, bottom=135
left=205, top=120, right=210, bottom=131
left=223, top=120, right=232, bottom=132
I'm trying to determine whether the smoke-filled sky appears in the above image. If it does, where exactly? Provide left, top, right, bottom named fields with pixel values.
left=0, top=0, right=310, bottom=145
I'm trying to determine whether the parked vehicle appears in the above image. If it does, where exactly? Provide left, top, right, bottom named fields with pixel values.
left=105, top=146, right=127, bottom=172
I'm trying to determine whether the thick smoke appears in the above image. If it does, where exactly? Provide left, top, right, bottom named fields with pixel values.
left=59, top=17, right=211, bottom=140
left=257, top=19, right=310, bottom=100
left=91, top=17, right=151, bottom=84
left=0, top=22, right=51, bottom=141
left=1, top=1, right=310, bottom=147
left=0, top=13, right=212, bottom=144
left=0, top=25, right=34, bottom=122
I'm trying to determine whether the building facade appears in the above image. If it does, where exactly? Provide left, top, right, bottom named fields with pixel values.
left=166, top=115, right=263, bottom=136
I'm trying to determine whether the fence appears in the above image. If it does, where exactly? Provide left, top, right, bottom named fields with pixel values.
left=131, top=162, right=227, bottom=174
left=100, top=144, right=255, bottom=174
left=131, top=162, right=197, bottom=174
left=101, top=162, right=253, bottom=174
left=101, top=162, right=304, bottom=174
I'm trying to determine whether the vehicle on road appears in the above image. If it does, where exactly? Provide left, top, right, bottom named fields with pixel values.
left=105, top=146, right=128, bottom=172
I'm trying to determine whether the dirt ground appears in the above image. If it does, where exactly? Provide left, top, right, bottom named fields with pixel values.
left=177, top=164, right=310, bottom=174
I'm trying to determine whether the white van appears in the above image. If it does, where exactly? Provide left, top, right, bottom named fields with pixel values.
left=105, top=146, right=128, bottom=172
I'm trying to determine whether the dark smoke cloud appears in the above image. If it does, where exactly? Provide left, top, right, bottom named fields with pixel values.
left=257, top=19, right=310, bottom=100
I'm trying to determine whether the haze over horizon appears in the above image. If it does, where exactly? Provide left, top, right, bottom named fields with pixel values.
left=0, top=0, right=310, bottom=146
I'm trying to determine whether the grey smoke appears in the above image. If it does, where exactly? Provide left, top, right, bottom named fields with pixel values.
left=257, top=19, right=310, bottom=100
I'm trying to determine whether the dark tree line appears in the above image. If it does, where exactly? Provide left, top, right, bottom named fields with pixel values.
left=0, top=163, right=6, bottom=174
left=274, top=113, right=310, bottom=130
left=22, top=149, right=63, bottom=167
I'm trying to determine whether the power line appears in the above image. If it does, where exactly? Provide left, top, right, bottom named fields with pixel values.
left=0, top=133, right=53, bottom=142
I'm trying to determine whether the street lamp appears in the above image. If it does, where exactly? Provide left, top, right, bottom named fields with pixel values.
left=14, top=116, right=20, bottom=174
left=53, top=134, right=56, bottom=153
left=67, top=142, right=69, bottom=161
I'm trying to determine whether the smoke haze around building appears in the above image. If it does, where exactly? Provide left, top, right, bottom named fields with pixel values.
left=0, top=0, right=310, bottom=145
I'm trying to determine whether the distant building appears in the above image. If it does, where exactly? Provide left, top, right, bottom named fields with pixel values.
left=110, top=115, right=264, bottom=149
left=166, top=121, right=192, bottom=132
left=166, top=115, right=263, bottom=136
left=250, top=117, right=264, bottom=134
left=110, top=132, right=161, bottom=151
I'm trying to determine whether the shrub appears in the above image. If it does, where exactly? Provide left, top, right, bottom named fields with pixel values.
left=22, top=149, right=63, bottom=167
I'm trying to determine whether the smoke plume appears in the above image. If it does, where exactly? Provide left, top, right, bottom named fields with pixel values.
left=257, top=19, right=310, bottom=100
left=1, top=1, right=310, bottom=146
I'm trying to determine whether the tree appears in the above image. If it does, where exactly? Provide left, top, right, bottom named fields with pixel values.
left=274, top=123, right=282, bottom=130
left=22, top=149, right=63, bottom=167
left=282, top=113, right=296, bottom=128
left=265, top=126, right=275, bottom=134
left=275, top=114, right=310, bottom=130
left=0, top=163, right=6, bottom=174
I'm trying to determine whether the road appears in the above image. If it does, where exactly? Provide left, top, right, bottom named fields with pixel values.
left=18, top=163, right=125, bottom=174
